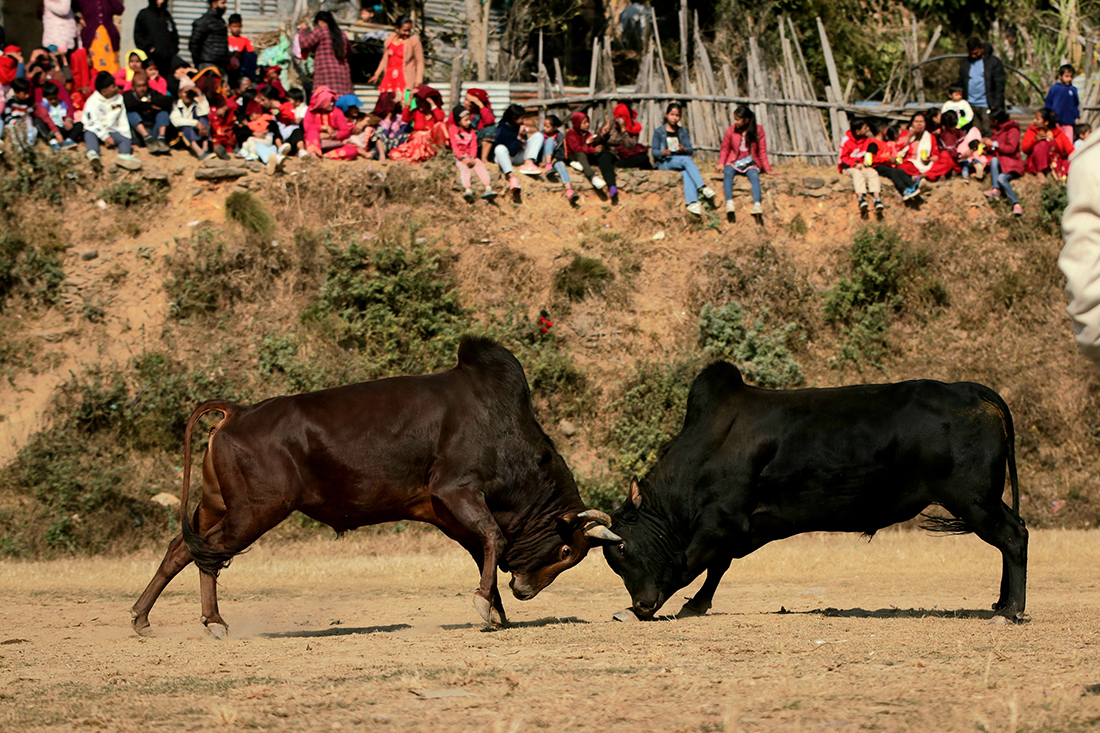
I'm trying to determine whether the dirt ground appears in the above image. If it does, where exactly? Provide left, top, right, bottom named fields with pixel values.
left=1, top=528, right=1098, bottom=732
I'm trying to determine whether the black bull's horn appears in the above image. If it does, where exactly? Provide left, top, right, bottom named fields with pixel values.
left=578, top=509, right=620, bottom=542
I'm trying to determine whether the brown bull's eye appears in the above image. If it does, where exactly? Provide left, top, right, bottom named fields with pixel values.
left=617, top=543, right=625, bottom=556
left=560, top=545, right=571, bottom=560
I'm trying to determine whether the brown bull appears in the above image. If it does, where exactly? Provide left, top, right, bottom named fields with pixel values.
left=131, top=337, right=620, bottom=637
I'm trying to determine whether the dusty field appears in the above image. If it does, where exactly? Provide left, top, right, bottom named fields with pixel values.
left=1, top=528, right=1099, bottom=732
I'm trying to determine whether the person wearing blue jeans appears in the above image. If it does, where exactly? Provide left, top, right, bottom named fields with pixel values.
left=124, top=73, right=172, bottom=153
left=651, top=102, right=715, bottom=215
left=987, top=156, right=1020, bottom=206
left=718, top=105, right=773, bottom=216
left=535, top=115, right=578, bottom=202
left=491, top=103, right=541, bottom=191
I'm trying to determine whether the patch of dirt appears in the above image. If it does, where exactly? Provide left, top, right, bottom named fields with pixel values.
left=1, top=529, right=1098, bottom=731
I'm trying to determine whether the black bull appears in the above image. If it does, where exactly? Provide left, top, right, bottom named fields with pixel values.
left=131, top=338, right=621, bottom=637
left=604, top=362, right=1028, bottom=620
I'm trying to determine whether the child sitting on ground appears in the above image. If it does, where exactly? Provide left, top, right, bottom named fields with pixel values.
left=838, top=117, right=881, bottom=211
left=565, top=111, right=609, bottom=191
left=982, top=109, right=1025, bottom=217
left=1075, top=123, right=1092, bottom=150
left=952, top=112, right=986, bottom=181
left=288, top=87, right=307, bottom=123
left=82, top=71, right=142, bottom=171
left=539, top=114, right=578, bottom=203
left=449, top=106, right=497, bottom=202
left=3, top=78, right=37, bottom=146
left=941, top=84, right=974, bottom=128
left=717, top=105, right=772, bottom=216
left=123, top=72, right=171, bottom=153
left=239, top=112, right=290, bottom=174
left=34, top=81, right=80, bottom=150
left=865, top=121, right=915, bottom=206
left=1022, top=107, right=1074, bottom=181
left=141, top=58, right=169, bottom=95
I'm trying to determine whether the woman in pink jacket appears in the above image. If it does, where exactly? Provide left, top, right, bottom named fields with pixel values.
left=717, top=105, right=772, bottom=216
left=303, top=85, right=356, bottom=159
left=450, top=106, right=497, bottom=202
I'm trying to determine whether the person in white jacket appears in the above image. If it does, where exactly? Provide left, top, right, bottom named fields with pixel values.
left=1058, top=127, right=1100, bottom=365
left=169, top=78, right=213, bottom=159
left=82, top=71, right=142, bottom=171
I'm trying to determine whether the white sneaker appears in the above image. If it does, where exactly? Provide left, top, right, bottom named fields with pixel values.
left=570, top=160, right=584, bottom=172
left=686, top=202, right=703, bottom=216
left=115, top=153, right=143, bottom=171
left=278, top=143, right=291, bottom=157
left=750, top=202, right=763, bottom=215
left=724, top=199, right=735, bottom=214
left=297, top=149, right=309, bottom=159
left=591, top=175, right=606, bottom=189
left=86, top=149, right=100, bottom=161
left=700, top=186, right=716, bottom=200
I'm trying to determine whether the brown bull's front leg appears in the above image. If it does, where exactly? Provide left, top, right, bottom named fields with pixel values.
left=432, top=487, right=508, bottom=626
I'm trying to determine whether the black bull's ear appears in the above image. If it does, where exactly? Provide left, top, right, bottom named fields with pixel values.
left=558, top=510, right=621, bottom=545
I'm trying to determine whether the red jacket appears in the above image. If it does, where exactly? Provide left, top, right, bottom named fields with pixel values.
left=990, top=120, right=1024, bottom=175
left=1021, top=124, right=1074, bottom=160
left=567, top=112, right=599, bottom=155
left=837, top=131, right=868, bottom=172
left=718, top=124, right=772, bottom=173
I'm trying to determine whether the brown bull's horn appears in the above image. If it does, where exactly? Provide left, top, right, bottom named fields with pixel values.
left=584, top=524, right=622, bottom=543
left=577, top=509, right=612, bottom=527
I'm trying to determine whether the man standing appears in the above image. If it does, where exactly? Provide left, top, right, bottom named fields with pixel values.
left=190, top=0, right=229, bottom=72
left=957, top=37, right=1006, bottom=135
left=1059, top=125, right=1100, bottom=365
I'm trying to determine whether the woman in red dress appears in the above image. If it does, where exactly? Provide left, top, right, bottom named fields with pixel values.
left=388, top=84, right=448, bottom=162
left=369, top=15, right=424, bottom=105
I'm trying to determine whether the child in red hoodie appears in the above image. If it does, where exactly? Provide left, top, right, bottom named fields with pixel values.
left=1022, top=107, right=1074, bottom=182
left=982, top=109, right=1025, bottom=216
left=838, top=118, right=881, bottom=211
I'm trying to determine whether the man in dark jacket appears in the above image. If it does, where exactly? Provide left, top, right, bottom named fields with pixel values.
left=134, top=0, right=180, bottom=78
left=957, top=37, right=1006, bottom=135
left=124, top=71, right=173, bottom=153
left=190, top=0, right=229, bottom=72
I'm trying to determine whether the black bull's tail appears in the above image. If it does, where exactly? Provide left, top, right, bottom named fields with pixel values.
left=921, top=389, right=1020, bottom=534
left=179, top=400, right=239, bottom=577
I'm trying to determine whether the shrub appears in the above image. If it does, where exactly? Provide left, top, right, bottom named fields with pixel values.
left=0, top=231, right=65, bottom=309
left=553, top=254, right=613, bottom=302
left=606, top=358, right=698, bottom=481
left=99, top=180, right=167, bottom=208
left=309, top=232, right=469, bottom=378
left=0, top=141, right=79, bottom=210
left=699, top=302, right=805, bottom=388
left=225, top=191, right=275, bottom=239
left=577, top=475, right=625, bottom=513
left=1039, top=183, right=1068, bottom=234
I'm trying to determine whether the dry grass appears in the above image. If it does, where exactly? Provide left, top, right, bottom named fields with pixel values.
left=1, top=529, right=1098, bottom=732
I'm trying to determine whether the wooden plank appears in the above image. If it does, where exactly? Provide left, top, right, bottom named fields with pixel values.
left=816, top=16, right=848, bottom=137
left=588, top=37, right=600, bottom=97
left=679, top=0, right=690, bottom=94
left=553, top=57, right=565, bottom=97
left=650, top=7, right=674, bottom=93
left=909, top=15, right=924, bottom=104
left=448, top=51, right=464, bottom=111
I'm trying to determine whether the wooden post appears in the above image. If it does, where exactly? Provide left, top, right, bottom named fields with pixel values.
left=650, top=7, right=674, bottom=93
left=553, top=57, right=565, bottom=97
left=448, top=51, right=464, bottom=111
left=679, top=0, right=690, bottom=95
left=588, top=37, right=600, bottom=97
left=816, top=16, right=847, bottom=145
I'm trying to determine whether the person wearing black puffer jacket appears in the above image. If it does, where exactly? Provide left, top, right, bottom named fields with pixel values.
left=190, top=0, right=229, bottom=72
left=134, top=0, right=179, bottom=77
left=956, top=37, right=1006, bottom=135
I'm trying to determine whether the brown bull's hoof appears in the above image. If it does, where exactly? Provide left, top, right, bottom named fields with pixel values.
left=473, top=595, right=493, bottom=624
left=203, top=621, right=229, bottom=639
left=613, top=608, right=642, bottom=622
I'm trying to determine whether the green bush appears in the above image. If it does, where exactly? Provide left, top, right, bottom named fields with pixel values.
left=606, top=359, right=698, bottom=481
left=225, top=191, right=275, bottom=239
left=699, top=302, right=805, bottom=388
left=1039, top=183, right=1068, bottom=234
left=99, top=180, right=167, bottom=208
left=0, top=231, right=65, bottom=309
left=577, top=475, right=625, bottom=513
left=553, top=254, right=613, bottom=302
left=0, top=141, right=80, bottom=210
left=165, top=225, right=281, bottom=319
left=309, top=233, right=469, bottom=378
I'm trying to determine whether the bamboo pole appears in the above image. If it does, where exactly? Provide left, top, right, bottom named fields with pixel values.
left=448, top=51, right=464, bottom=111
left=909, top=15, right=924, bottom=104
left=679, top=0, right=690, bottom=94
left=588, top=37, right=600, bottom=97
left=816, top=16, right=848, bottom=143
left=553, top=57, right=565, bottom=97
left=650, top=7, right=674, bottom=93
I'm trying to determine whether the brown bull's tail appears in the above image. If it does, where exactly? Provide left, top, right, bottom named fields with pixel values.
left=180, top=400, right=238, bottom=578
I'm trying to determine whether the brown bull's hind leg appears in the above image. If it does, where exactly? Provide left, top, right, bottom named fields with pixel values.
left=131, top=534, right=194, bottom=636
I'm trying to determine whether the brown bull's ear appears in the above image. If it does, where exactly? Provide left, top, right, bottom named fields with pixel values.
left=629, top=479, right=642, bottom=509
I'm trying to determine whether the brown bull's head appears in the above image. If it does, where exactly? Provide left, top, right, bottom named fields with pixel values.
left=507, top=509, right=621, bottom=600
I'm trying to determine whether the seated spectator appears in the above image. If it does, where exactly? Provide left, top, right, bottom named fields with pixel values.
left=257, top=84, right=303, bottom=157
left=114, top=49, right=148, bottom=90
left=838, top=117, right=881, bottom=211
left=1075, top=123, right=1092, bottom=150
left=0, top=45, right=22, bottom=106
left=449, top=106, right=496, bottom=202
left=464, top=88, right=496, bottom=162
left=389, top=84, right=448, bottom=162
left=566, top=111, right=610, bottom=191
left=941, top=84, right=974, bottom=127
left=168, top=57, right=197, bottom=98
left=867, top=121, right=919, bottom=203
left=1023, top=107, right=1074, bottom=182
left=717, top=105, right=772, bottom=216
left=896, top=111, right=953, bottom=181
left=652, top=102, right=715, bottom=216
left=303, top=85, right=356, bottom=160
left=1045, top=64, right=1079, bottom=142
left=3, top=77, right=37, bottom=147
left=288, top=87, right=307, bottom=123
left=539, top=114, right=578, bottom=203
left=604, top=102, right=652, bottom=197
left=982, top=109, right=1024, bottom=216
left=169, top=78, right=213, bottom=159
left=260, top=65, right=287, bottom=99
left=239, top=112, right=289, bottom=174
left=34, top=80, right=80, bottom=150
left=492, top=103, right=543, bottom=191
left=948, top=111, right=986, bottom=181
left=937, top=110, right=963, bottom=169
left=123, top=71, right=171, bottom=153
left=83, top=71, right=142, bottom=171
left=195, top=68, right=237, bottom=158
left=371, top=92, right=407, bottom=159
left=140, top=57, right=169, bottom=95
